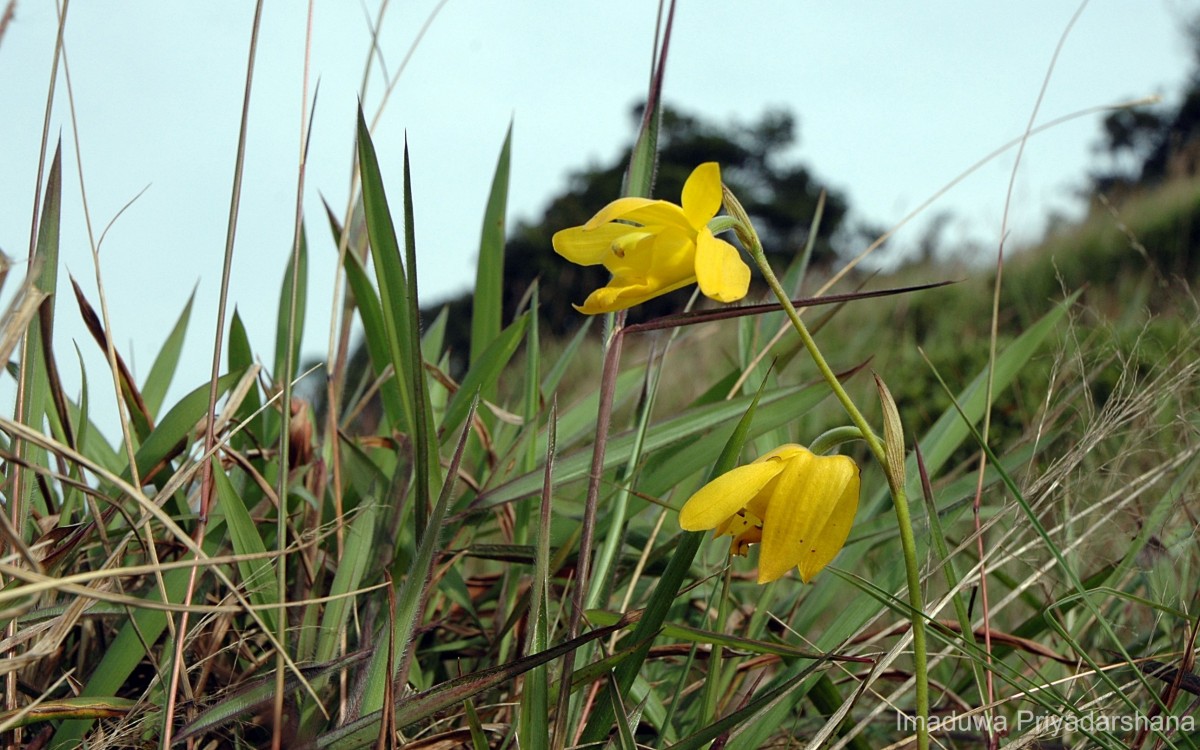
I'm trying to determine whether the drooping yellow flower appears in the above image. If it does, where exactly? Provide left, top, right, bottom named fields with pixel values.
left=679, top=444, right=860, bottom=584
left=551, top=162, right=751, bottom=314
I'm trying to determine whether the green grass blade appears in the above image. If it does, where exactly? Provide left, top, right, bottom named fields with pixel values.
left=400, top=138, right=442, bottom=525
left=355, top=105, right=416, bottom=436
left=477, top=379, right=833, bottom=510
left=274, top=225, right=308, bottom=386
left=314, top=502, right=379, bottom=664
left=226, top=310, right=265, bottom=442
left=518, top=399, right=554, bottom=750
left=131, top=369, right=246, bottom=484
left=540, top=315, right=592, bottom=399
left=17, top=141, right=63, bottom=519
left=209, top=457, right=278, bottom=632
left=175, top=652, right=370, bottom=746
left=421, top=305, right=448, bottom=364
left=316, top=615, right=635, bottom=749
left=358, top=394, right=480, bottom=716
left=864, top=289, right=1082, bottom=520
left=48, top=561, right=201, bottom=748
left=142, top=287, right=196, bottom=417
left=0, top=696, right=137, bottom=731
left=441, top=312, right=528, bottom=441
left=340, top=248, right=403, bottom=429
left=470, top=123, right=512, bottom=376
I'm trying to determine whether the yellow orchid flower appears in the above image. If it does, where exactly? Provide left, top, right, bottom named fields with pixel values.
left=551, top=162, right=751, bottom=314
left=678, top=444, right=860, bottom=584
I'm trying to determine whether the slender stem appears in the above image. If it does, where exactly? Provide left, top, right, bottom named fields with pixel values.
left=553, top=309, right=626, bottom=749
left=738, top=215, right=929, bottom=749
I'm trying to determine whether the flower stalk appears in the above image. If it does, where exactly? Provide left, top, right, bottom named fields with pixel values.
left=722, top=185, right=930, bottom=749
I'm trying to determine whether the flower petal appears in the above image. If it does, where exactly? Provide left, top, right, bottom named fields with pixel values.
left=681, top=162, right=722, bottom=229
left=679, top=460, right=787, bottom=531
left=694, top=230, right=750, bottom=303
left=585, top=197, right=692, bottom=235
left=758, top=451, right=859, bottom=583
left=573, top=273, right=695, bottom=314
left=552, top=223, right=637, bottom=266
left=796, top=467, right=859, bottom=583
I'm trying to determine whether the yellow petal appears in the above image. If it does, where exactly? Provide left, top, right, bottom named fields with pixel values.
left=574, top=272, right=692, bottom=314
left=758, top=451, right=859, bottom=584
left=585, top=197, right=692, bottom=235
left=694, top=230, right=750, bottom=303
left=641, top=228, right=698, bottom=285
left=681, top=162, right=722, bottom=229
left=796, top=467, right=858, bottom=583
left=552, top=223, right=637, bottom=266
left=679, top=460, right=787, bottom=531
left=581, top=197, right=659, bottom=229
left=753, top=444, right=807, bottom=464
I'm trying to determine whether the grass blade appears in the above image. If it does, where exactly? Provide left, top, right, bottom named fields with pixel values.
left=142, top=288, right=196, bottom=417
left=470, top=123, right=512, bottom=375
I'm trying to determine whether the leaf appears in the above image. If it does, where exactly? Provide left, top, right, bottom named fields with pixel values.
left=314, top=503, right=379, bottom=664
left=356, top=105, right=416, bottom=436
left=142, top=287, right=196, bottom=417
left=441, top=312, right=528, bottom=441
left=340, top=248, right=403, bottom=429
left=16, top=141, right=63, bottom=516
left=470, top=123, right=512, bottom=376
left=358, top=395, right=480, bottom=716
left=477, top=377, right=836, bottom=511
left=274, top=225, right=308, bottom=386
left=209, top=457, right=278, bottom=632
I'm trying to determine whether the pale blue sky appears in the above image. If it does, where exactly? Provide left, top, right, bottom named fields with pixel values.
left=0, top=1, right=1194, bottom=430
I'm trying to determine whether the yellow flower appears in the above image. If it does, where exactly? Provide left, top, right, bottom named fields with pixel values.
left=678, top=444, right=860, bottom=584
left=551, top=162, right=751, bottom=314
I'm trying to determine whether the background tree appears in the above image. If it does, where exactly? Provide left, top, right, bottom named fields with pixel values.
left=1091, top=16, right=1200, bottom=194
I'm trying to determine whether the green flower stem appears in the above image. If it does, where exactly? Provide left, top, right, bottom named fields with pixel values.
left=732, top=200, right=929, bottom=749
left=809, top=426, right=866, bottom=456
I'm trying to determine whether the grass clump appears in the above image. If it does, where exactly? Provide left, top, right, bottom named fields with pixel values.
left=3, top=8, right=1200, bottom=750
